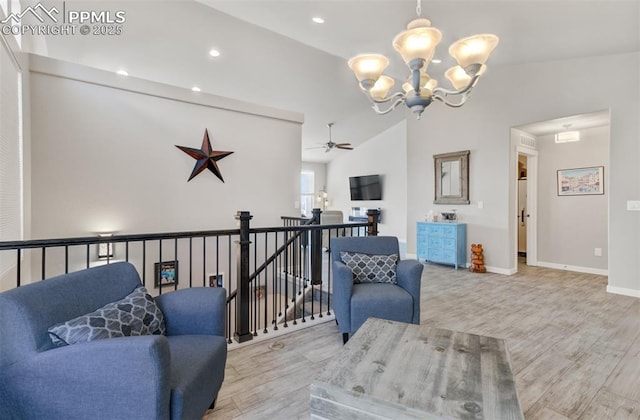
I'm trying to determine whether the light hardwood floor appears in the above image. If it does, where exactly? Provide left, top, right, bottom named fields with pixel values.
left=205, top=261, right=640, bottom=419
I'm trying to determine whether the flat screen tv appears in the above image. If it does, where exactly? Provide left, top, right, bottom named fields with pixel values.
left=349, top=174, right=382, bottom=201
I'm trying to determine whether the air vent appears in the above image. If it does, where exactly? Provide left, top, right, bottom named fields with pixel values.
left=519, top=135, right=536, bottom=149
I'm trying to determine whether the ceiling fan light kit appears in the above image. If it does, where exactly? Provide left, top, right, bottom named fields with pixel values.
left=348, top=0, right=499, bottom=119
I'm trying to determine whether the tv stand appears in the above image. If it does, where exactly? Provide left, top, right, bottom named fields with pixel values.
left=348, top=207, right=381, bottom=223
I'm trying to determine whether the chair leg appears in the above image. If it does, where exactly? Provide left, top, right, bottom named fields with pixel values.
left=209, top=397, right=217, bottom=410
left=342, top=333, right=349, bottom=344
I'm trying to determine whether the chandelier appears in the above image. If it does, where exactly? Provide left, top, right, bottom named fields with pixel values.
left=347, top=0, right=499, bottom=119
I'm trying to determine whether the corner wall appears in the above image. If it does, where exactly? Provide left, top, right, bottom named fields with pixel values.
left=327, top=120, right=407, bottom=243
left=537, top=126, right=609, bottom=273
left=407, top=52, right=639, bottom=295
left=28, top=55, right=304, bottom=238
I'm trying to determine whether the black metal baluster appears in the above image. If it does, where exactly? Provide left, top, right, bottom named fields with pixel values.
left=174, top=238, right=178, bottom=291
left=300, top=231, right=306, bottom=323
left=227, top=298, right=232, bottom=344
left=263, top=232, right=268, bottom=334
left=284, top=230, right=289, bottom=328
left=202, top=236, right=206, bottom=286
left=158, top=240, right=163, bottom=295
left=253, top=232, right=258, bottom=336
left=126, top=241, right=129, bottom=262
left=327, top=246, right=332, bottom=316
left=41, top=247, right=45, bottom=280
left=310, top=228, right=315, bottom=319
left=189, top=238, right=193, bottom=288
left=142, top=241, right=146, bottom=286
left=86, top=244, right=90, bottom=269
left=16, top=249, right=21, bottom=287
left=64, top=245, right=69, bottom=273
left=272, top=261, right=277, bottom=331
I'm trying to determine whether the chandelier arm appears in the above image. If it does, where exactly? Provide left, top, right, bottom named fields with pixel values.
left=369, top=91, right=405, bottom=104
left=432, top=91, right=471, bottom=108
left=432, top=74, right=481, bottom=98
left=370, top=95, right=407, bottom=115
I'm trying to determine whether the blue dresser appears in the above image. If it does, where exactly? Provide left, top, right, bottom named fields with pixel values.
left=417, top=222, right=467, bottom=269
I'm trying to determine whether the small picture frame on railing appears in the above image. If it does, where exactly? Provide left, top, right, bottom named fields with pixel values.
left=154, top=261, right=178, bottom=288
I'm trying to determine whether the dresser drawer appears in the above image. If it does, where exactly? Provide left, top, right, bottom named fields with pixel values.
left=428, top=237, right=443, bottom=248
left=428, top=249, right=443, bottom=261
left=441, top=225, right=457, bottom=239
left=442, top=249, right=456, bottom=262
left=443, top=238, right=456, bottom=250
left=427, top=225, right=444, bottom=237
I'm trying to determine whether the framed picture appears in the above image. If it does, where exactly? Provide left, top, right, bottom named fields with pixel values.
left=557, top=166, right=604, bottom=196
left=155, top=260, right=178, bottom=287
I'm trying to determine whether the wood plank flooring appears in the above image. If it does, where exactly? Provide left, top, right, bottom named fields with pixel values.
left=204, top=261, right=640, bottom=419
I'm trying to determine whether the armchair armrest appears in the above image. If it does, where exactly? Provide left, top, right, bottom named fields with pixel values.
left=332, top=261, right=354, bottom=333
left=1, top=336, right=170, bottom=420
left=396, top=259, right=424, bottom=324
left=155, top=287, right=226, bottom=336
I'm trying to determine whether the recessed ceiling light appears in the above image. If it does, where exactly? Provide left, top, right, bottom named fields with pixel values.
left=209, top=49, right=220, bottom=57
left=312, top=17, right=324, bottom=24
left=431, top=59, right=442, bottom=64
left=192, top=86, right=201, bottom=92
left=116, top=69, right=128, bottom=76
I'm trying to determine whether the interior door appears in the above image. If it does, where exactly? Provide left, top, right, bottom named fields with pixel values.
left=518, top=179, right=527, bottom=255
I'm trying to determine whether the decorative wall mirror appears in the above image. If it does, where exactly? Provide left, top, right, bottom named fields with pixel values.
left=434, top=150, right=470, bottom=205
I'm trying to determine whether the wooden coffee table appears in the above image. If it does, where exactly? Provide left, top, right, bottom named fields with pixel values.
left=311, top=318, right=524, bottom=419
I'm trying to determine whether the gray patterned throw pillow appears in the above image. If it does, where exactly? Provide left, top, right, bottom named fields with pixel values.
left=48, top=286, right=166, bottom=346
left=340, top=252, right=398, bottom=284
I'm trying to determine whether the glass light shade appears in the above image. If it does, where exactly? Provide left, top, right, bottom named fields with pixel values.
left=347, top=54, right=389, bottom=88
left=446, top=66, right=474, bottom=90
left=402, top=73, right=438, bottom=97
left=393, top=19, right=442, bottom=67
left=369, top=75, right=395, bottom=100
left=449, top=34, right=499, bottom=69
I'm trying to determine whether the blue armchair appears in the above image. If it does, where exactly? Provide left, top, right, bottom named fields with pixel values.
left=0, top=262, right=227, bottom=420
left=331, top=236, right=423, bottom=343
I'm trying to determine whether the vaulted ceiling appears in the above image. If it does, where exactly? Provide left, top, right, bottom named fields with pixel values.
left=20, top=0, right=640, bottom=162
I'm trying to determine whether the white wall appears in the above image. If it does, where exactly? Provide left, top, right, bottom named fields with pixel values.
left=29, top=55, right=303, bottom=238
left=407, top=52, right=639, bottom=294
left=537, top=126, right=609, bottom=272
left=327, top=120, right=407, bottom=242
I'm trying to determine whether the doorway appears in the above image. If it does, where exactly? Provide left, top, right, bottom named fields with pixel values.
left=514, top=147, right=538, bottom=269
left=517, top=155, right=527, bottom=258
left=512, top=109, right=609, bottom=275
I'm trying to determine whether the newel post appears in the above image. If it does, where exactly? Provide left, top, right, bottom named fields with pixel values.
left=311, top=208, right=323, bottom=285
left=235, top=211, right=253, bottom=343
left=367, top=208, right=380, bottom=236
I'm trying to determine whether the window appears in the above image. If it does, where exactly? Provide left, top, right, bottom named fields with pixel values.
left=300, top=171, right=315, bottom=217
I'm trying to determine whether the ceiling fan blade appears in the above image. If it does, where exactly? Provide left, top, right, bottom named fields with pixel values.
left=335, top=143, right=352, bottom=147
left=305, top=146, right=326, bottom=150
left=336, top=145, right=353, bottom=150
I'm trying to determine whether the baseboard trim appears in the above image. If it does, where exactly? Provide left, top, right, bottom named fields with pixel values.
left=485, top=266, right=517, bottom=275
left=606, top=285, right=640, bottom=298
left=227, top=313, right=336, bottom=351
left=537, top=261, right=608, bottom=276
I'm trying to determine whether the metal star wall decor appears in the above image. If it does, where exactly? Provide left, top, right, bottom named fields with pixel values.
left=176, top=129, right=234, bottom=182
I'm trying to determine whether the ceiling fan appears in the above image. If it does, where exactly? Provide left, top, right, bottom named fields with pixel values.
left=309, top=122, right=353, bottom=153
